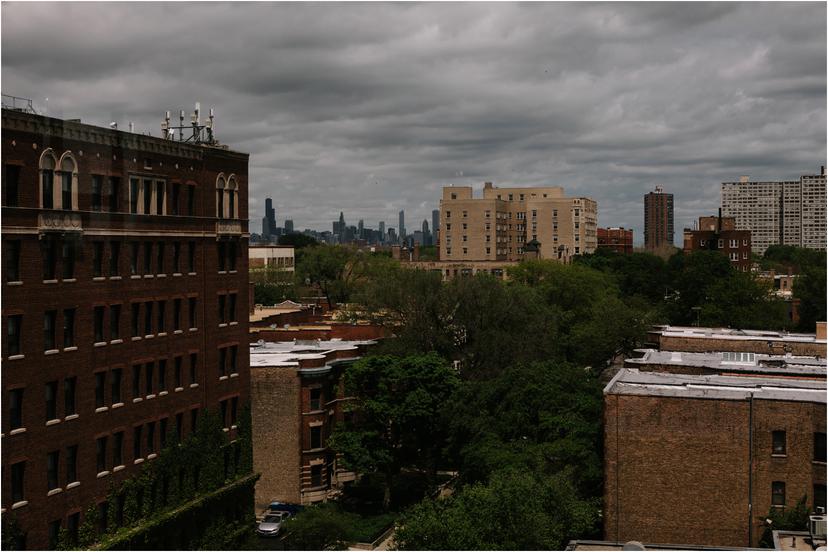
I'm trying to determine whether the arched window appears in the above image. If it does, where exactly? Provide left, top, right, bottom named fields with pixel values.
left=216, top=174, right=226, bottom=219
left=39, top=149, right=57, bottom=209
left=226, top=175, right=238, bottom=219
left=57, top=152, right=78, bottom=210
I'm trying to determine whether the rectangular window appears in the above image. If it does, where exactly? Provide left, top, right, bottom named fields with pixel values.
left=229, top=293, right=237, bottom=322
left=11, top=461, right=25, bottom=502
left=188, top=242, right=196, bottom=273
left=147, top=421, right=156, bottom=454
left=64, top=377, right=76, bottom=416
left=772, top=481, right=786, bottom=507
left=61, top=173, right=72, bottom=210
left=45, top=380, right=58, bottom=421
left=113, top=432, right=123, bottom=468
left=815, top=484, right=827, bottom=512
left=43, top=238, right=57, bottom=280
left=111, top=368, right=122, bottom=405
left=109, top=241, right=121, bottom=277
left=310, top=426, right=322, bottom=449
left=96, top=436, right=108, bottom=473
left=160, top=417, right=168, bottom=449
left=218, top=347, right=226, bottom=377
left=157, top=242, right=165, bottom=274
left=816, top=433, right=827, bottom=462
left=171, top=183, right=180, bottom=215
left=310, top=388, right=321, bottom=411
left=92, top=241, right=104, bottom=277
left=9, top=388, right=23, bottom=430
left=129, top=178, right=139, bottom=213
left=94, top=306, right=105, bottom=342
left=133, top=426, right=142, bottom=460
left=5, top=240, right=21, bottom=282
left=174, top=357, right=182, bottom=388
left=176, top=412, right=184, bottom=443
left=110, top=304, right=121, bottom=340
left=229, top=242, right=237, bottom=271
left=772, top=430, right=786, bottom=455
left=95, top=372, right=106, bottom=409
left=157, top=300, right=166, bottom=333
left=63, top=308, right=75, bottom=348
left=158, top=359, right=167, bottom=391
left=145, top=362, right=154, bottom=395
left=229, top=345, right=238, bottom=375
left=132, top=365, right=141, bottom=399
left=143, top=179, right=152, bottom=214
left=220, top=400, right=228, bottom=428
left=66, top=445, right=78, bottom=484
left=174, top=299, right=182, bottom=331
left=218, top=294, right=226, bottom=324
left=228, top=190, right=235, bottom=218
left=217, top=189, right=225, bottom=219
left=143, top=242, right=152, bottom=274
left=217, top=242, right=226, bottom=271
left=108, top=177, right=120, bottom=212
left=187, top=185, right=195, bottom=216
left=189, top=297, right=197, bottom=329
left=190, top=408, right=198, bottom=432
left=91, top=175, right=103, bottom=211
left=156, top=181, right=165, bottom=215
left=173, top=242, right=181, bottom=273
left=189, top=353, right=198, bottom=384
left=131, top=303, right=140, bottom=337
left=4, top=164, right=20, bottom=207
left=231, top=396, right=238, bottom=426
left=144, top=301, right=153, bottom=335
left=7, top=314, right=22, bottom=357
left=47, top=450, right=60, bottom=490
left=61, top=241, right=75, bottom=279
left=43, top=170, right=55, bottom=209
left=311, top=465, right=322, bottom=487
left=130, top=242, right=139, bottom=275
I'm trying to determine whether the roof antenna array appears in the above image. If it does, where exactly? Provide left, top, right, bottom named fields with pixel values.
left=161, top=102, right=219, bottom=146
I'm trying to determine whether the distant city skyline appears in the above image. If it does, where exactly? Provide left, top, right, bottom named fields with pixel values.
left=3, top=3, right=824, bottom=244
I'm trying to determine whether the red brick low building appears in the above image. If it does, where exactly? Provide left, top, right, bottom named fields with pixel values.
left=683, top=214, right=752, bottom=271
left=597, top=227, right=634, bottom=254
left=1, top=108, right=250, bottom=548
left=647, top=325, right=827, bottom=358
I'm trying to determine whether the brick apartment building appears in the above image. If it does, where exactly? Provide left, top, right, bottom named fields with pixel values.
left=683, top=213, right=752, bottom=272
left=647, top=324, right=827, bottom=358
left=604, top=368, right=827, bottom=548
left=597, top=227, right=634, bottom=254
left=1, top=107, right=250, bottom=548
left=439, top=182, right=598, bottom=263
left=644, top=186, right=674, bottom=251
left=249, top=338, right=379, bottom=509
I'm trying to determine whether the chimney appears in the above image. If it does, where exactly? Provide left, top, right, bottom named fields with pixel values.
left=484, top=182, right=493, bottom=190
left=817, top=322, right=826, bottom=341
left=391, top=245, right=401, bottom=260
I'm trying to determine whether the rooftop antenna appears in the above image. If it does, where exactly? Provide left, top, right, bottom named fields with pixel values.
left=129, top=121, right=134, bottom=133
left=161, top=111, right=171, bottom=139
left=162, top=104, right=220, bottom=145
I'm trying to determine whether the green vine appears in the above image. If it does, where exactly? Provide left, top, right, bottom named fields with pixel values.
left=57, top=404, right=255, bottom=550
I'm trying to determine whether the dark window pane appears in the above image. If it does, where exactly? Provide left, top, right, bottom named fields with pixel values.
left=91, top=175, right=103, bottom=211
left=110, top=241, right=121, bottom=277
left=110, top=304, right=121, bottom=340
left=93, top=242, right=104, bottom=277
left=816, top=433, right=827, bottom=463
left=61, top=172, right=73, bottom=210
left=108, top=177, right=120, bottom=212
left=4, top=164, right=20, bottom=207
left=45, top=381, right=58, bottom=421
left=9, top=388, right=24, bottom=429
left=111, top=369, right=122, bottom=405
left=43, top=170, right=54, bottom=209
left=772, top=481, right=786, bottom=506
left=7, top=314, right=22, bottom=356
left=96, top=437, right=107, bottom=473
left=64, top=377, right=77, bottom=415
left=66, top=445, right=78, bottom=483
left=63, top=308, right=75, bottom=347
left=95, top=372, right=106, bottom=409
left=47, top=451, right=59, bottom=490
left=772, top=430, right=786, bottom=455
left=5, top=240, right=21, bottom=282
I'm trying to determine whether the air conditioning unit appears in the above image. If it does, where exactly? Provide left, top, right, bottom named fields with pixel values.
left=810, top=515, right=827, bottom=546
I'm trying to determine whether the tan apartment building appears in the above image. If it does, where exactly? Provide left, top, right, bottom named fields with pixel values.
left=438, top=182, right=597, bottom=263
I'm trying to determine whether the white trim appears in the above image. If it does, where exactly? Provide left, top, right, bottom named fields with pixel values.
left=45, top=349, right=59, bottom=355
left=96, top=471, right=111, bottom=478
left=113, top=465, right=125, bottom=472
left=46, top=419, right=61, bottom=426
left=7, top=354, right=24, bottom=361
left=64, top=414, right=79, bottom=421
left=110, top=339, right=123, bottom=344
left=133, top=397, right=143, bottom=403
left=133, top=458, right=144, bottom=465
left=63, top=346, right=78, bottom=352
left=11, top=501, right=28, bottom=510
left=9, top=428, right=27, bottom=436
left=147, top=394, right=156, bottom=400
left=112, top=402, right=124, bottom=409
left=95, top=406, right=109, bottom=413
left=189, top=383, right=199, bottom=388
left=47, top=488, right=63, bottom=497
left=6, top=281, right=22, bottom=286
left=94, top=342, right=107, bottom=347
left=66, top=481, right=80, bottom=489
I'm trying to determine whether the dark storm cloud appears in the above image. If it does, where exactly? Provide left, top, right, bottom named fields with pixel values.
left=3, top=2, right=825, bottom=241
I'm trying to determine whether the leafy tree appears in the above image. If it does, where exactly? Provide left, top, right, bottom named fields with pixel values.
left=761, top=245, right=825, bottom=273
left=296, top=245, right=356, bottom=309
left=794, top=263, right=827, bottom=331
left=328, top=354, right=460, bottom=510
left=758, top=495, right=811, bottom=547
left=394, top=469, right=598, bottom=550
left=281, top=503, right=354, bottom=550
left=278, top=232, right=319, bottom=249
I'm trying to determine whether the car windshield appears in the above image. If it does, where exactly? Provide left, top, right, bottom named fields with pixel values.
left=263, top=514, right=282, bottom=523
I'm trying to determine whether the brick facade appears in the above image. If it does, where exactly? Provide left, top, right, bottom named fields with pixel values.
left=1, top=109, right=250, bottom=549
left=683, top=216, right=752, bottom=272
left=597, top=227, right=634, bottom=254
left=649, top=330, right=826, bottom=358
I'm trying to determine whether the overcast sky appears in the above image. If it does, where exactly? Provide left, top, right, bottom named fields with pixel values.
left=3, top=2, right=825, bottom=242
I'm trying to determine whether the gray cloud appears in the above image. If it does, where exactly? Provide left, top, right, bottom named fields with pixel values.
left=3, top=2, right=825, bottom=242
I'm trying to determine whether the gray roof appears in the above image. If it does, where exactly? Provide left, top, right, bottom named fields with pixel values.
left=605, top=369, right=827, bottom=404
left=249, top=338, right=376, bottom=369
left=652, top=325, right=825, bottom=345
left=627, top=349, right=826, bottom=377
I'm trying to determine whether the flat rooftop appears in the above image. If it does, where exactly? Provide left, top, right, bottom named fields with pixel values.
left=653, top=325, right=825, bottom=344
left=605, top=369, right=827, bottom=404
left=249, top=339, right=375, bottom=368
left=566, top=540, right=763, bottom=551
left=627, top=349, right=826, bottom=378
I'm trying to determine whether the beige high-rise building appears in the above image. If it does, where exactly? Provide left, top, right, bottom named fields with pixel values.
left=439, top=182, right=597, bottom=263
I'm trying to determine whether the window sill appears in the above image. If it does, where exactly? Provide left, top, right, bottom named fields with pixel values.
left=145, top=334, right=155, bottom=339
left=219, top=375, right=229, bottom=381
left=771, top=454, right=787, bottom=458
left=218, top=271, right=227, bottom=275
left=97, top=471, right=110, bottom=478
left=130, top=275, right=141, bottom=280
left=93, top=277, right=106, bottom=282
left=46, top=418, right=61, bottom=426
left=131, top=336, right=142, bottom=342
left=188, top=272, right=196, bottom=276
left=159, top=390, right=168, bottom=396
left=133, top=458, right=144, bottom=465
left=110, top=339, right=123, bottom=344
left=63, top=278, right=77, bottom=283
left=173, top=273, right=183, bottom=277
left=230, top=372, right=239, bottom=378
left=814, top=460, right=827, bottom=466
left=219, top=323, right=228, bottom=328
left=113, top=465, right=125, bottom=472
left=95, top=406, right=109, bottom=413
left=64, top=414, right=79, bottom=421
left=9, top=428, right=27, bottom=436
left=189, top=328, right=198, bottom=332
left=189, top=383, right=199, bottom=389
left=158, top=332, right=167, bottom=337
left=222, top=427, right=230, bottom=433
left=43, top=279, right=59, bottom=284
left=7, top=281, right=22, bottom=286
left=133, top=398, right=143, bottom=403
left=7, top=354, right=24, bottom=361
left=66, top=481, right=80, bottom=490
left=143, top=274, right=154, bottom=279
left=109, top=276, right=122, bottom=281
left=231, top=424, right=238, bottom=430
left=47, top=488, right=63, bottom=497
left=175, top=387, right=184, bottom=392
left=229, top=321, right=239, bottom=326
left=157, top=274, right=167, bottom=278
left=147, top=453, right=157, bottom=459
left=173, top=330, right=183, bottom=334
left=63, top=346, right=78, bottom=352
left=94, top=342, right=107, bottom=347
left=146, top=394, right=156, bottom=400
left=11, top=501, right=28, bottom=510
left=229, top=270, right=238, bottom=274
left=112, top=402, right=124, bottom=409
left=45, top=349, right=60, bottom=355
